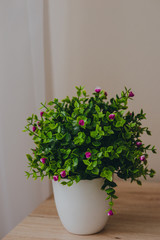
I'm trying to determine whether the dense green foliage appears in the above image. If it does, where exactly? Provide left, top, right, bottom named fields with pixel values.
left=24, top=86, right=156, bottom=213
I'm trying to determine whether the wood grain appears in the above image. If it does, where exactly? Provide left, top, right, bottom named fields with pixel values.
left=3, top=181, right=160, bottom=240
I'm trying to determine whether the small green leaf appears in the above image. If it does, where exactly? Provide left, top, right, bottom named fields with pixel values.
left=73, top=158, right=78, bottom=167
left=92, top=168, right=99, bottom=175
left=75, top=175, right=81, bottom=183
left=107, top=146, right=113, bottom=152
left=116, top=147, right=123, bottom=154
left=105, top=188, right=115, bottom=194
left=65, top=133, right=71, bottom=142
left=48, top=101, right=54, bottom=105
left=26, top=154, right=32, bottom=162
left=90, top=131, right=97, bottom=138
left=67, top=181, right=73, bottom=186
left=61, top=181, right=67, bottom=185
left=92, top=141, right=101, bottom=146
left=49, top=123, right=58, bottom=130
left=112, top=195, right=118, bottom=199
left=83, top=160, right=90, bottom=165
left=100, top=169, right=113, bottom=181
left=97, top=152, right=103, bottom=158
left=47, top=131, right=52, bottom=138
left=104, top=151, right=109, bottom=158
left=115, top=121, right=122, bottom=128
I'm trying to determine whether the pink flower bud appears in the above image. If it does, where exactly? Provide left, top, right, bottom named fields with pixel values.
left=53, top=175, right=58, bottom=181
left=32, top=126, right=36, bottom=132
left=104, top=91, right=108, bottom=97
left=79, top=120, right=84, bottom=126
left=129, top=91, right=134, bottom=97
left=60, top=170, right=66, bottom=178
left=40, top=158, right=46, bottom=164
left=136, top=142, right=142, bottom=147
left=108, top=210, right=113, bottom=216
left=37, top=121, right=41, bottom=127
left=140, top=155, right=145, bottom=161
left=40, top=111, right=44, bottom=117
left=95, top=87, right=101, bottom=93
left=85, top=152, right=91, bottom=158
left=109, top=114, right=115, bottom=120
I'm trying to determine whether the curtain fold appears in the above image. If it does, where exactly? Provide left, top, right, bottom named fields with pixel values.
left=0, top=0, right=51, bottom=238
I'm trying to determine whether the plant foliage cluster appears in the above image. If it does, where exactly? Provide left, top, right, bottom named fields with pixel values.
left=24, top=86, right=156, bottom=213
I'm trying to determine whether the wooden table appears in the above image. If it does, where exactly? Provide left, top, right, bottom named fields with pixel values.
left=3, top=181, right=160, bottom=240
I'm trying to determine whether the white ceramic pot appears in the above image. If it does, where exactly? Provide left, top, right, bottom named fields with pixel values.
left=52, top=178, right=109, bottom=235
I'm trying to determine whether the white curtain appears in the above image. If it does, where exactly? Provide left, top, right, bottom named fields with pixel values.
left=0, top=0, right=51, bottom=238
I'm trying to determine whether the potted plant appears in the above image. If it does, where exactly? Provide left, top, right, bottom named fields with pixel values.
left=24, top=86, right=156, bottom=235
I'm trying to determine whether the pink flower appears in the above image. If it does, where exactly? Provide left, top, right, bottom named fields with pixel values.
left=32, top=126, right=36, bottom=132
left=109, top=114, right=115, bottom=120
left=79, top=120, right=84, bottom=126
left=40, top=111, right=44, bottom=117
left=60, top=170, right=66, bottom=178
left=136, top=142, right=142, bottom=147
left=40, top=158, right=46, bottom=164
left=129, top=91, right=134, bottom=97
left=108, top=210, right=113, bottom=216
left=140, top=155, right=145, bottom=161
left=95, top=87, right=101, bottom=93
left=85, top=152, right=91, bottom=158
left=53, top=175, right=58, bottom=181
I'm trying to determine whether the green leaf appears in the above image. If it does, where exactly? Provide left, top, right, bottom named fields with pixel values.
left=82, top=90, right=86, bottom=97
left=49, top=123, right=58, bottom=130
left=56, top=133, right=64, bottom=140
left=100, top=169, right=113, bottom=182
left=95, top=105, right=100, bottom=112
left=57, top=126, right=61, bottom=133
left=92, top=168, right=99, bottom=175
left=92, top=161, right=97, bottom=168
left=104, top=151, right=109, bottom=158
left=45, top=167, right=50, bottom=173
left=112, top=195, right=118, bottom=199
left=130, top=122, right=136, bottom=128
left=97, top=152, right=103, bottom=158
left=26, top=154, right=32, bottom=162
left=33, top=171, right=38, bottom=180
left=48, top=101, right=54, bottom=105
left=83, top=160, right=90, bottom=165
left=65, top=133, right=71, bottom=142
left=116, top=147, right=123, bottom=154
left=107, top=146, right=113, bottom=152
left=92, top=141, right=101, bottom=146
left=47, top=131, right=52, bottom=138
left=136, top=180, right=142, bottom=185
left=109, top=202, right=114, bottom=206
left=67, top=181, right=73, bottom=186
left=25, top=171, right=30, bottom=179
left=90, top=131, right=97, bottom=138
left=105, top=188, right=115, bottom=194
left=75, top=175, right=81, bottom=183
left=73, top=158, right=78, bottom=167
left=61, top=181, right=67, bottom=185
left=86, top=136, right=91, bottom=144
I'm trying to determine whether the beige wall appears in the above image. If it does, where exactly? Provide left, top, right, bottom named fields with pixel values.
left=47, top=0, right=160, bottom=180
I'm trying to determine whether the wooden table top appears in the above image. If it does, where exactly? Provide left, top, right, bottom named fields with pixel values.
left=3, top=181, right=160, bottom=240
